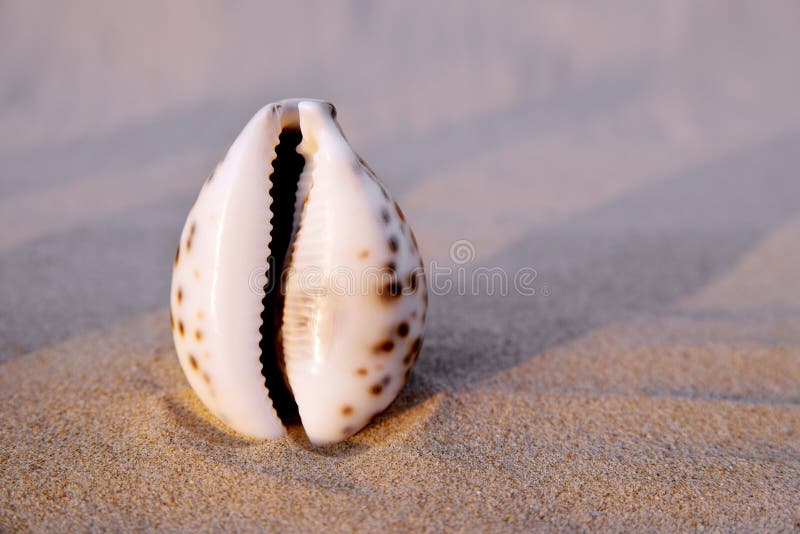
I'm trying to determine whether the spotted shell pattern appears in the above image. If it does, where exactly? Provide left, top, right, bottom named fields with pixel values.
left=170, top=99, right=427, bottom=445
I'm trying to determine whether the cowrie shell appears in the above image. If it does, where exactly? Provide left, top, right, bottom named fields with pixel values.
left=170, top=99, right=427, bottom=445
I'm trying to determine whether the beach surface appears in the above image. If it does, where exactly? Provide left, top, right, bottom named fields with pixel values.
left=1, top=2, right=799, bottom=531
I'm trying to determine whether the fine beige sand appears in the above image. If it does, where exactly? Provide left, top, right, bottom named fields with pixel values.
left=2, top=2, right=800, bottom=531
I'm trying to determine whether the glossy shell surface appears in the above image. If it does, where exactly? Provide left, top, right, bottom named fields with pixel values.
left=170, top=99, right=427, bottom=445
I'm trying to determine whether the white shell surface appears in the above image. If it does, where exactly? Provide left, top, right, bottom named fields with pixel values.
left=171, top=99, right=427, bottom=445
left=283, top=102, right=427, bottom=444
left=171, top=103, right=286, bottom=439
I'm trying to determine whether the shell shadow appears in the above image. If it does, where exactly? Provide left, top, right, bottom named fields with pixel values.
left=162, top=391, right=257, bottom=449
left=285, top=426, right=369, bottom=458
left=161, top=371, right=441, bottom=458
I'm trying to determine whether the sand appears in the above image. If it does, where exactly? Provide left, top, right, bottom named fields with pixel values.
left=2, top=2, right=800, bottom=531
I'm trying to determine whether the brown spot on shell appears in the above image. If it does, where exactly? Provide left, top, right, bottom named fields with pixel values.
left=404, top=368, right=412, bottom=382
left=380, top=208, right=390, bottom=224
left=410, top=230, right=420, bottom=252
left=176, top=287, right=183, bottom=305
left=381, top=374, right=391, bottom=387
left=206, top=160, right=221, bottom=185
left=185, top=221, right=196, bottom=252
left=174, top=245, right=180, bottom=266
left=373, top=339, right=394, bottom=354
left=405, top=337, right=423, bottom=366
left=411, top=337, right=422, bottom=355
left=178, top=320, right=185, bottom=337
left=356, top=367, right=368, bottom=376
left=197, top=311, right=205, bottom=320
left=358, top=249, right=369, bottom=259
left=385, top=261, right=396, bottom=274
left=397, top=322, right=409, bottom=338
left=169, top=309, right=174, bottom=330
left=407, top=271, right=419, bottom=292
left=358, top=154, right=378, bottom=179
left=370, top=383, right=383, bottom=396
left=388, top=236, right=398, bottom=253
left=380, top=279, right=403, bottom=301
left=188, top=354, right=198, bottom=370
left=194, top=329, right=203, bottom=342
left=341, top=405, right=353, bottom=416
left=202, top=371, right=211, bottom=384
left=193, top=268, right=200, bottom=279
left=394, top=201, right=407, bottom=222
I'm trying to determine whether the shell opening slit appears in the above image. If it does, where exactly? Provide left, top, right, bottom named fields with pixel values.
left=259, top=127, right=304, bottom=425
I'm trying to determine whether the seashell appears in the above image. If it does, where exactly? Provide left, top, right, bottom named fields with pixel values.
left=170, top=99, right=427, bottom=445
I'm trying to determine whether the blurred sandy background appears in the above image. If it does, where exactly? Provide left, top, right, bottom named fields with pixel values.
left=1, top=1, right=799, bottom=531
